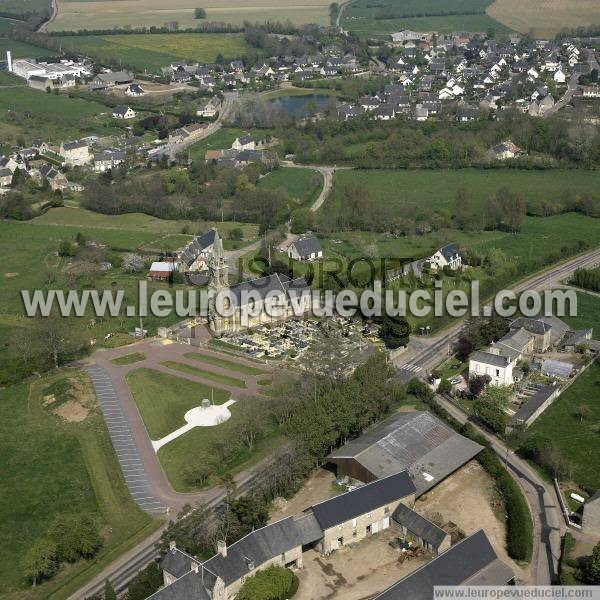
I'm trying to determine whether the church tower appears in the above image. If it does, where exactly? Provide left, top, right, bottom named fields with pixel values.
left=207, top=230, right=229, bottom=335
left=208, top=229, right=229, bottom=291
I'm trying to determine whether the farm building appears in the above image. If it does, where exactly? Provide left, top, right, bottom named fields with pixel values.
left=153, top=471, right=452, bottom=600
left=304, top=471, right=416, bottom=555
left=89, top=70, right=134, bottom=91
left=391, top=503, right=451, bottom=554
left=327, top=411, right=483, bottom=495
left=374, top=530, right=514, bottom=599
left=505, top=384, right=560, bottom=434
left=147, top=261, right=176, bottom=281
left=541, top=359, right=574, bottom=378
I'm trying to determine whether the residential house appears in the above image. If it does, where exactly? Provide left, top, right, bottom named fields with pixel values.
left=429, top=244, right=461, bottom=271
left=288, top=237, right=322, bottom=262
left=169, top=123, right=208, bottom=145
left=112, top=105, right=136, bottom=120
left=197, top=96, right=220, bottom=118
left=59, top=140, right=90, bottom=166
left=126, top=83, right=145, bottom=97
left=469, top=350, right=516, bottom=387
left=93, top=150, right=126, bottom=172
left=0, top=168, right=12, bottom=188
left=231, top=135, right=255, bottom=151
left=582, top=85, right=600, bottom=98
left=178, top=229, right=218, bottom=272
left=32, top=139, right=48, bottom=154
left=489, top=140, right=523, bottom=160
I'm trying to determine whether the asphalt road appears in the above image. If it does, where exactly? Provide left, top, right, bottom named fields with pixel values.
left=395, top=247, right=600, bottom=378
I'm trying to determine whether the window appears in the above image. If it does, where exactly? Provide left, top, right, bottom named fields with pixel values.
left=496, top=369, right=500, bottom=376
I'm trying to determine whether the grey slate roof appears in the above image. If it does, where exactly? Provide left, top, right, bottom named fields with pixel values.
left=291, top=236, right=321, bottom=257
left=62, top=140, right=88, bottom=151
left=328, top=412, right=483, bottom=494
left=307, top=471, right=416, bottom=531
left=202, top=517, right=301, bottom=586
left=470, top=350, right=512, bottom=367
left=510, top=316, right=551, bottom=335
left=509, top=385, right=556, bottom=424
left=161, top=547, right=200, bottom=577
left=392, top=504, right=448, bottom=549
left=180, top=229, right=217, bottom=267
left=112, top=105, right=131, bottom=116
left=293, top=512, right=324, bottom=545
left=147, top=568, right=212, bottom=600
left=228, top=273, right=310, bottom=307
left=374, top=530, right=513, bottom=599
left=439, top=243, right=460, bottom=263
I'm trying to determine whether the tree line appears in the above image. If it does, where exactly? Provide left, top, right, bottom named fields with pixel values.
left=571, top=266, right=600, bottom=293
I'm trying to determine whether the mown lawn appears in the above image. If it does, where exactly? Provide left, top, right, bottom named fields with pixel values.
left=0, top=370, right=156, bottom=597
left=525, top=361, right=600, bottom=492
left=126, top=368, right=279, bottom=492
left=126, top=368, right=230, bottom=439
left=111, top=352, right=146, bottom=365
left=258, top=167, right=323, bottom=207
left=162, top=360, right=247, bottom=389
left=56, top=33, right=255, bottom=72
left=184, top=352, right=268, bottom=376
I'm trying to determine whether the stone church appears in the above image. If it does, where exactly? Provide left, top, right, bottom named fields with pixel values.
left=207, top=231, right=312, bottom=336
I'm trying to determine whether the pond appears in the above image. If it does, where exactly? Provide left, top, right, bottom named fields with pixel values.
left=269, top=93, right=332, bottom=117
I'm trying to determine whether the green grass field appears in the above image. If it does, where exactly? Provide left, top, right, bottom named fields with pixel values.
left=33, top=207, right=259, bottom=242
left=0, top=17, right=21, bottom=35
left=258, top=167, right=323, bottom=207
left=126, top=368, right=230, bottom=439
left=0, top=370, right=155, bottom=597
left=329, top=169, right=600, bottom=216
left=162, top=360, right=247, bottom=388
left=126, top=368, right=278, bottom=491
left=0, top=38, right=58, bottom=58
left=526, top=361, right=600, bottom=492
left=0, top=86, right=117, bottom=144
left=56, top=33, right=254, bottom=72
left=184, top=352, right=268, bottom=376
left=561, top=291, right=600, bottom=332
left=110, top=352, right=146, bottom=365
left=343, top=0, right=511, bottom=37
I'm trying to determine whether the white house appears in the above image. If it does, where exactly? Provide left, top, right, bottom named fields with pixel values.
left=112, top=105, right=136, bottom=120
left=429, top=244, right=461, bottom=270
left=125, top=83, right=145, bottom=97
left=231, top=135, right=255, bottom=151
left=554, top=67, right=566, bottom=84
left=288, top=236, right=322, bottom=262
left=469, top=351, right=516, bottom=387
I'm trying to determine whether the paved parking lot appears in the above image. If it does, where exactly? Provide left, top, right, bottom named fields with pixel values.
left=87, top=365, right=168, bottom=515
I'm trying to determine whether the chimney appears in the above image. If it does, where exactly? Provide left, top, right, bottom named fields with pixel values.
left=217, top=540, right=227, bottom=557
left=7, top=51, right=12, bottom=73
left=169, top=540, right=176, bottom=551
left=191, top=561, right=199, bottom=573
